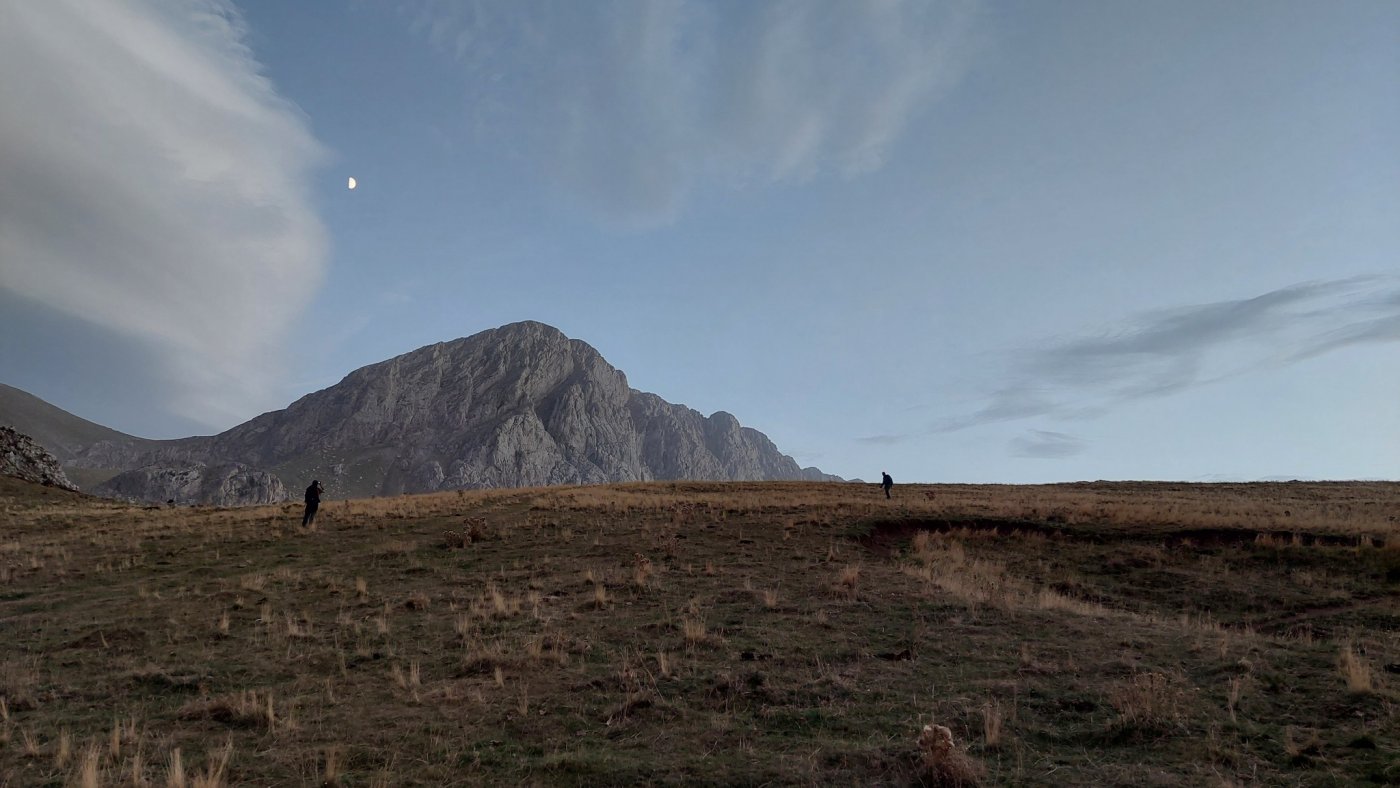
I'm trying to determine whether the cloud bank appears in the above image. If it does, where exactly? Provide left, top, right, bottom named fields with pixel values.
left=404, top=0, right=980, bottom=222
left=0, top=0, right=327, bottom=427
left=949, top=276, right=1400, bottom=430
left=1008, top=430, right=1085, bottom=459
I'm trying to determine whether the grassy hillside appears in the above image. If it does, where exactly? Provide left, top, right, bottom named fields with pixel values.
left=1, top=478, right=1396, bottom=785
left=0, top=384, right=145, bottom=461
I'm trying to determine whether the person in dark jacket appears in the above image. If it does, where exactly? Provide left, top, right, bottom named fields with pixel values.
left=302, top=480, right=325, bottom=528
left=881, top=471, right=893, bottom=499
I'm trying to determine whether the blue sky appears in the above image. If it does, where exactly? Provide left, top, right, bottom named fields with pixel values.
left=2, top=0, right=1397, bottom=482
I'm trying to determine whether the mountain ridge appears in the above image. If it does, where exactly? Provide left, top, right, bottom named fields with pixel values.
left=0, top=321, right=840, bottom=502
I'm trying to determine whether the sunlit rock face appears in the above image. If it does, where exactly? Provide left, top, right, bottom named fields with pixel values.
left=4, top=322, right=839, bottom=503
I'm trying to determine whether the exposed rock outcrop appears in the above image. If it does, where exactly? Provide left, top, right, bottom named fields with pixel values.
left=94, top=463, right=288, bottom=507
left=0, top=426, right=77, bottom=490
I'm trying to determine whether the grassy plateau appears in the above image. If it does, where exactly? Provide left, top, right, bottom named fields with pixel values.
left=1, top=477, right=1397, bottom=785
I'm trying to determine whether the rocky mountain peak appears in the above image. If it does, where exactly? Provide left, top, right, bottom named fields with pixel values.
left=1, top=322, right=840, bottom=503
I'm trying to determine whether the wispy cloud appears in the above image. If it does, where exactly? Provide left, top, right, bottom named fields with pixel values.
left=402, top=0, right=981, bottom=223
left=1008, top=429, right=1085, bottom=459
left=948, top=276, right=1400, bottom=430
left=855, top=433, right=912, bottom=446
left=0, top=0, right=327, bottom=427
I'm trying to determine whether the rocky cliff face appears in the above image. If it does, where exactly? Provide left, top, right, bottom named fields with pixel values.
left=0, top=426, right=77, bottom=490
left=94, top=463, right=287, bottom=507
left=202, top=322, right=835, bottom=496
left=3, top=321, right=839, bottom=503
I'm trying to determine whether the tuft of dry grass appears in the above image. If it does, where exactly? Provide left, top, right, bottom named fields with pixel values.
left=682, top=618, right=708, bottom=647
left=982, top=699, right=1006, bottom=750
left=322, top=747, right=342, bottom=786
left=1227, top=675, right=1246, bottom=723
left=1284, top=727, right=1323, bottom=760
left=1337, top=642, right=1375, bottom=694
left=178, top=691, right=277, bottom=731
left=1109, top=672, right=1187, bottom=730
left=165, top=748, right=185, bottom=788
left=633, top=553, right=654, bottom=588
left=74, top=744, right=100, bottom=788
left=55, top=726, right=71, bottom=768
left=837, top=564, right=861, bottom=596
left=191, top=741, right=232, bottom=788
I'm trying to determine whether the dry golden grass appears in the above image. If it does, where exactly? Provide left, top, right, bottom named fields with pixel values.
left=1109, top=671, right=1189, bottom=731
left=1, top=477, right=1396, bottom=784
left=1338, top=642, right=1376, bottom=694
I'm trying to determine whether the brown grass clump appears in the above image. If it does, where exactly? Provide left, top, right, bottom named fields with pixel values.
left=166, top=747, right=186, bottom=788
left=1109, top=672, right=1187, bottom=731
left=54, top=727, right=71, bottom=768
left=760, top=588, right=779, bottom=608
left=837, top=564, right=861, bottom=597
left=1284, top=727, right=1323, bottom=760
left=633, top=553, right=654, bottom=588
left=442, top=518, right=492, bottom=548
left=191, top=741, right=233, bottom=788
left=404, top=590, right=430, bottom=610
left=982, top=699, right=1006, bottom=750
left=916, top=723, right=983, bottom=786
left=322, top=747, right=343, bottom=786
left=179, top=691, right=277, bottom=730
left=73, top=744, right=100, bottom=788
left=682, top=618, right=708, bottom=647
left=1337, top=642, right=1375, bottom=694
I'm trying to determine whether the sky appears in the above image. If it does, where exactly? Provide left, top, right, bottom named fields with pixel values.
left=1, top=0, right=1397, bottom=483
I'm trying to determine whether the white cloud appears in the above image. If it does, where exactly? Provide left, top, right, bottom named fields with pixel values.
left=946, top=276, right=1400, bottom=430
left=0, top=0, right=327, bottom=427
left=1008, top=430, right=1085, bottom=459
left=403, top=0, right=981, bottom=222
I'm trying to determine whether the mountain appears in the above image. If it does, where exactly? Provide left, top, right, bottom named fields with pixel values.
left=1, top=322, right=839, bottom=503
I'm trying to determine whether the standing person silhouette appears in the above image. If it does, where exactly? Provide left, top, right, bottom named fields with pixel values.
left=302, top=480, right=324, bottom=528
left=881, top=471, right=893, bottom=499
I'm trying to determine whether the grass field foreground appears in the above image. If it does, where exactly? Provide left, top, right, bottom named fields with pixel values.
left=1, top=478, right=1397, bottom=785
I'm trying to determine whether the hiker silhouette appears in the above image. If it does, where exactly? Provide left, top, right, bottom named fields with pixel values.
left=881, top=472, right=893, bottom=499
left=302, top=480, right=324, bottom=528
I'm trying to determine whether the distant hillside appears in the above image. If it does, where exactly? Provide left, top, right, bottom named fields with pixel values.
left=0, top=383, right=145, bottom=460
left=0, top=383, right=156, bottom=488
left=0, top=322, right=839, bottom=503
